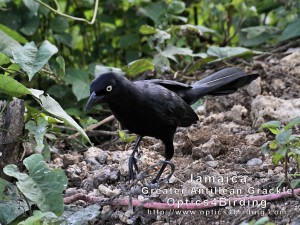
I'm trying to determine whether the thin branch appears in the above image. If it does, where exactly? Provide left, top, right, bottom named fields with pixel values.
left=68, top=115, right=115, bottom=139
left=64, top=188, right=300, bottom=210
left=34, top=0, right=99, bottom=25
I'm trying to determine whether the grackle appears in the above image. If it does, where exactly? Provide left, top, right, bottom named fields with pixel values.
left=85, top=67, right=258, bottom=184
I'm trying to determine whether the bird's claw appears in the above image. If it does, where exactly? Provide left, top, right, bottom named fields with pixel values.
left=151, top=160, right=175, bottom=184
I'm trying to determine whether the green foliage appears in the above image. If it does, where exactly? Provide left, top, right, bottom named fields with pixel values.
left=118, top=130, right=136, bottom=143
left=0, top=180, right=31, bottom=224
left=25, top=117, right=49, bottom=153
left=240, top=216, right=275, bottom=225
left=261, top=118, right=300, bottom=188
left=3, top=154, right=68, bottom=216
left=0, top=75, right=31, bottom=97
left=12, top=41, right=58, bottom=81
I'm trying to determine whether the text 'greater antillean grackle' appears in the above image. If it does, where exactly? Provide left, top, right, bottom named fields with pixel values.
left=85, top=67, right=259, bottom=184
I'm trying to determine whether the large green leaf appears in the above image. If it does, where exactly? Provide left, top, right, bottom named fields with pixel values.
left=280, top=18, right=300, bottom=42
left=12, top=41, right=58, bottom=80
left=0, top=24, right=28, bottom=44
left=0, top=30, right=22, bottom=58
left=25, top=117, right=48, bottom=153
left=0, top=181, right=30, bottom=224
left=207, top=46, right=260, bottom=62
left=30, top=90, right=90, bottom=143
left=0, top=75, right=32, bottom=97
left=18, top=210, right=57, bottom=225
left=64, top=69, right=89, bottom=101
left=139, top=2, right=167, bottom=25
left=94, top=65, right=124, bottom=76
left=122, top=59, right=154, bottom=77
left=3, top=154, right=68, bottom=216
left=160, top=45, right=206, bottom=62
left=23, top=0, right=40, bottom=14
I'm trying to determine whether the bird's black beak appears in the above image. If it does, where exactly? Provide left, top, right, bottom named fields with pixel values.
left=85, top=91, right=104, bottom=112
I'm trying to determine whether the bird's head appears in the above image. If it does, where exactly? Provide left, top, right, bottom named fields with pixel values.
left=85, top=72, right=125, bottom=111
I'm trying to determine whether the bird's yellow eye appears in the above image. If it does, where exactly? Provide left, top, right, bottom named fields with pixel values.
left=106, top=85, right=113, bottom=92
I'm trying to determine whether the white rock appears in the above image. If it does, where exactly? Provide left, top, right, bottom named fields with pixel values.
left=251, top=95, right=300, bottom=127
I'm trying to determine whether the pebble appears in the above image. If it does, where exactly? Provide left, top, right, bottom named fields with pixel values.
left=245, top=133, right=267, bottom=147
left=98, top=184, right=121, bottom=197
left=84, top=147, right=108, bottom=166
left=246, top=158, right=263, bottom=167
left=205, top=161, right=218, bottom=168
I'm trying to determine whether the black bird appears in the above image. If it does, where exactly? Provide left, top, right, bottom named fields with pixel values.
left=85, top=67, right=258, bottom=183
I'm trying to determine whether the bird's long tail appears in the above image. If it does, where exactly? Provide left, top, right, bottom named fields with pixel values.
left=182, top=67, right=259, bottom=104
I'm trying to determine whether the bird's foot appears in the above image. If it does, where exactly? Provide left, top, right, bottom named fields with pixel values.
left=151, top=160, right=175, bottom=184
left=128, top=155, right=139, bottom=181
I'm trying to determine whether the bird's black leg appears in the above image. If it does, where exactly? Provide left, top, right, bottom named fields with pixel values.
left=151, top=136, right=175, bottom=184
left=128, top=135, right=142, bottom=181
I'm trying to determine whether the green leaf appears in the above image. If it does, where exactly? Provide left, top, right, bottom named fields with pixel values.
left=23, top=0, right=40, bottom=14
left=256, top=0, right=282, bottom=13
left=284, top=117, right=300, bottom=130
left=291, top=179, right=300, bottom=189
left=139, top=25, right=158, bottom=35
left=119, top=33, right=140, bottom=48
left=20, top=14, right=40, bottom=36
left=0, top=182, right=30, bottom=224
left=240, top=26, right=278, bottom=47
left=0, top=75, right=31, bottom=97
left=4, top=63, right=21, bottom=76
left=167, top=1, right=186, bottom=14
left=276, top=129, right=292, bottom=145
left=54, top=33, right=73, bottom=47
left=207, top=46, right=261, bottom=62
left=261, top=141, right=270, bottom=154
left=139, top=2, right=167, bottom=25
left=290, top=147, right=300, bottom=155
left=12, top=41, right=58, bottom=81
left=50, top=17, right=69, bottom=33
left=269, top=127, right=280, bottom=134
left=185, top=56, right=214, bottom=74
left=118, top=131, right=136, bottom=143
left=29, top=91, right=90, bottom=143
left=160, top=45, right=192, bottom=62
left=94, top=65, right=124, bottom=76
left=0, top=30, right=22, bottom=58
left=50, top=55, right=65, bottom=79
left=269, top=140, right=278, bottom=149
left=253, top=216, right=270, bottom=225
left=280, top=18, right=300, bottom=42
left=18, top=210, right=57, bottom=225
left=261, top=120, right=281, bottom=129
left=0, top=24, right=28, bottom=44
left=122, top=59, right=154, bottom=77
left=0, top=52, right=10, bottom=65
left=25, top=117, right=48, bottom=153
left=0, top=178, right=8, bottom=200
left=272, top=152, right=284, bottom=165
left=153, top=54, right=170, bottom=73
left=3, top=154, right=68, bottom=216
left=64, top=69, right=89, bottom=101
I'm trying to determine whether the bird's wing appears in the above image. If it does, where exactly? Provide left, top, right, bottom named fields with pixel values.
left=145, top=79, right=192, bottom=91
left=134, top=81, right=198, bottom=128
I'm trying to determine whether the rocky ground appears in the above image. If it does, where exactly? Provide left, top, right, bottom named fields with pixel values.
left=53, top=49, right=300, bottom=225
